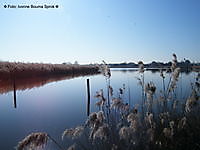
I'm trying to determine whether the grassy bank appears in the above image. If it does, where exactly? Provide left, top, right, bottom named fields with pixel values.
left=0, top=62, right=100, bottom=80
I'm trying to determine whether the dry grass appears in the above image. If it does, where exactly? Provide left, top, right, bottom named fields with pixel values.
left=17, top=132, right=48, bottom=150
left=60, top=54, right=199, bottom=150
left=16, top=55, right=200, bottom=150
left=0, top=61, right=100, bottom=80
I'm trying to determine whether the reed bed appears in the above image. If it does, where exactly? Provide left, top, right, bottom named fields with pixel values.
left=16, top=54, right=200, bottom=150
left=0, top=61, right=100, bottom=80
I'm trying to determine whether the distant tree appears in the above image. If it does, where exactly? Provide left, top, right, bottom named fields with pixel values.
left=120, top=62, right=127, bottom=65
left=74, top=61, right=79, bottom=65
left=62, top=62, right=72, bottom=65
left=167, top=61, right=172, bottom=66
left=151, top=61, right=157, bottom=64
left=128, top=62, right=136, bottom=65
left=185, top=59, right=191, bottom=64
left=150, top=61, right=157, bottom=67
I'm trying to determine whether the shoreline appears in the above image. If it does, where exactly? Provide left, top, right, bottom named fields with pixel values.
left=0, top=62, right=100, bottom=80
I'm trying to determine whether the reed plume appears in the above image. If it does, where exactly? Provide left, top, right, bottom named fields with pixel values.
left=62, top=126, right=84, bottom=140
left=16, top=132, right=48, bottom=150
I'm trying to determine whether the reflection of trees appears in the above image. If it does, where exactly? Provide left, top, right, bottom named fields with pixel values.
left=111, top=69, right=138, bottom=73
left=111, top=68, right=198, bottom=75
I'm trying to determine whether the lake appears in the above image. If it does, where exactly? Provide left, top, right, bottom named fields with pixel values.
left=0, top=69, right=197, bottom=150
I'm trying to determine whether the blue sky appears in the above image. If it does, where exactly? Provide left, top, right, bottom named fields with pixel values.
left=0, top=0, right=199, bottom=64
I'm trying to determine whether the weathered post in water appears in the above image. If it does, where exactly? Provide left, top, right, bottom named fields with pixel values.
left=13, top=77, right=17, bottom=108
left=86, top=79, right=90, bottom=116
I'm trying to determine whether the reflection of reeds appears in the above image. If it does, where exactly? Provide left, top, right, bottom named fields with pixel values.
left=0, top=67, right=99, bottom=94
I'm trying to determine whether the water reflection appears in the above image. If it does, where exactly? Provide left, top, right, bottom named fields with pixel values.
left=0, top=73, right=98, bottom=109
left=111, top=68, right=199, bottom=74
left=0, top=73, right=98, bottom=94
left=0, top=69, right=197, bottom=150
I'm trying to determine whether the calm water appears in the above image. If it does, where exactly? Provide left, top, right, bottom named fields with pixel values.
left=0, top=69, right=197, bottom=150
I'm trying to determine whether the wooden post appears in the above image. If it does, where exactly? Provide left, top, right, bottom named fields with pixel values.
left=13, top=77, right=17, bottom=108
left=86, top=79, right=90, bottom=116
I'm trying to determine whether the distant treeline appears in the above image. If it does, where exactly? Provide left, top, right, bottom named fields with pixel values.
left=109, top=59, right=200, bottom=70
left=0, top=62, right=100, bottom=80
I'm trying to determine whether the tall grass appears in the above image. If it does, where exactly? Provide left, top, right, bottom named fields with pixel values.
left=16, top=54, right=200, bottom=150
left=0, top=61, right=100, bottom=80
